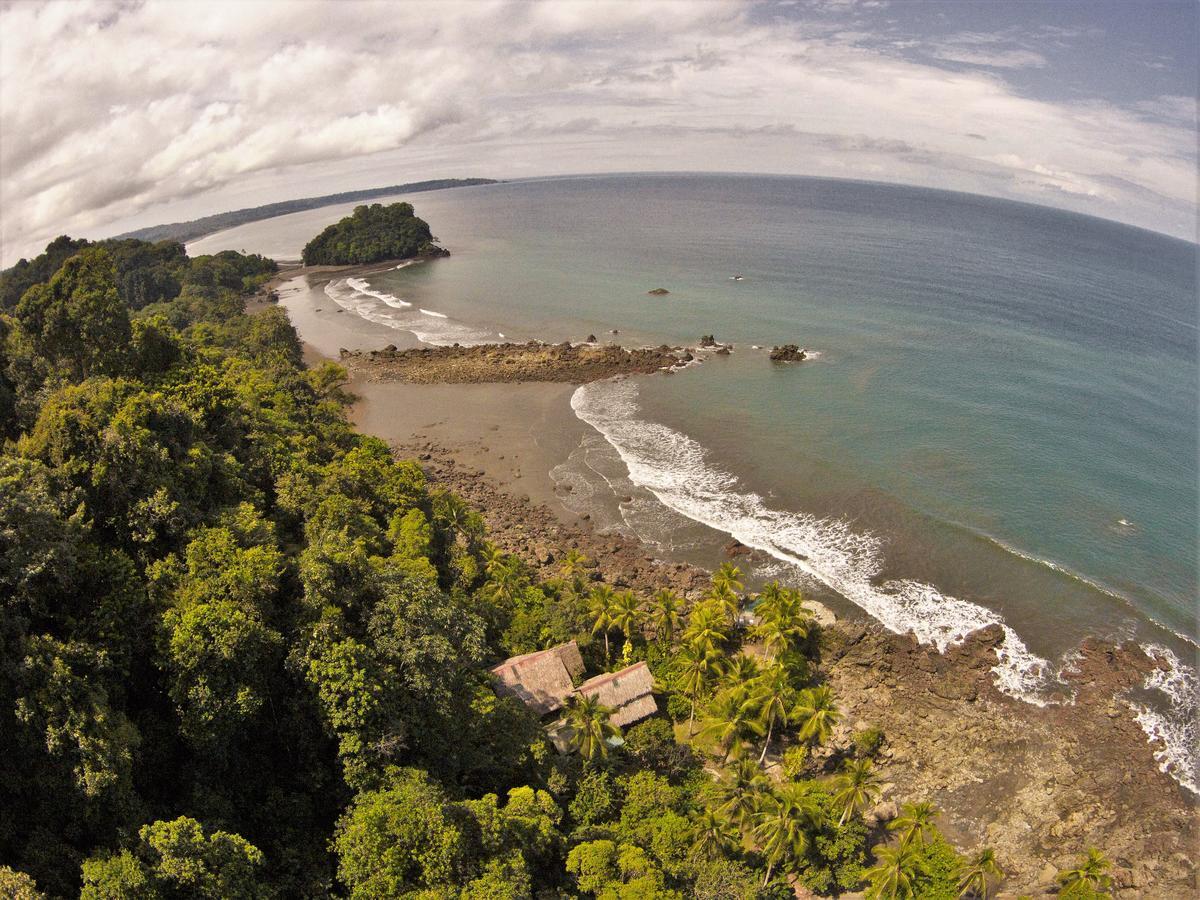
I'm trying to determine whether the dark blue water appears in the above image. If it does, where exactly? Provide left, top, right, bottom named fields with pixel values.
left=190, top=173, right=1199, bottom=790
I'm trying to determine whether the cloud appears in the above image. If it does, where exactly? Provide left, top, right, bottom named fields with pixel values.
left=0, top=0, right=1195, bottom=265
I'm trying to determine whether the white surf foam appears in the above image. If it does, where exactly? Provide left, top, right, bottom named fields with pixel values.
left=571, top=377, right=1056, bottom=702
left=419, top=308, right=449, bottom=318
left=324, top=277, right=494, bottom=346
left=1128, top=644, right=1199, bottom=795
left=345, top=276, right=411, bottom=308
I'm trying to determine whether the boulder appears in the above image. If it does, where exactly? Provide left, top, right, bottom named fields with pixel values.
left=647, top=287, right=670, bottom=295
left=769, top=344, right=807, bottom=361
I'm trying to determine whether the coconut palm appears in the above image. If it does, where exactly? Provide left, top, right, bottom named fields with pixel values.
left=720, top=653, right=762, bottom=692
left=690, top=807, right=738, bottom=860
left=888, top=801, right=940, bottom=849
left=676, top=642, right=722, bottom=736
left=832, top=757, right=882, bottom=826
left=1056, top=848, right=1113, bottom=896
left=564, top=692, right=620, bottom=762
left=746, top=664, right=795, bottom=763
left=865, top=841, right=926, bottom=900
left=717, top=756, right=770, bottom=831
left=793, top=685, right=841, bottom=748
left=958, top=847, right=1004, bottom=898
left=713, top=561, right=744, bottom=595
left=683, top=600, right=730, bottom=654
left=699, top=688, right=763, bottom=763
left=753, top=785, right=818, bottom=887
left=709, top=583, right=741, bottom=624
left=589, top=584, right=619, bottom=661
left=753, top=583, right=810, bottom=656
left=559, top=547, right=589, bottom=581
left=648, top=588, right=682, bottom=645
left=610, top=589, right=643, bottom=649
left=480, top=556, right=527, bottom=607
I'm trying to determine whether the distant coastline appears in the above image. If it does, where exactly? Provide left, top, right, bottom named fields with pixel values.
left=111, top=176, right=498, bottom=245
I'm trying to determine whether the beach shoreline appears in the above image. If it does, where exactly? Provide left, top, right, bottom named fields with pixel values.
left=265, top=262, right=1196, bottom=896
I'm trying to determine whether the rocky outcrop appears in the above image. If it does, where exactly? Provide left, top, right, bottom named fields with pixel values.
left=769, top=344, right=807, bottom=361
left=647, top=288, right=670, bottom=295
left=340, top=340, right=691, bottom=384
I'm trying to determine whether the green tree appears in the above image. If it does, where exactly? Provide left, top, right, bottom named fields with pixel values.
left=865, top=841, right=926, bottom=900
left=752, top=583, right=810, bottom=657
left=690, top=807, right=738, bottom=860
left=1056, top=849, right=1113, bottom=897
left=682, top=601, right=729, bottom=655
left=745, top=664, right=795, bottom=763
left=712, top=562, right=743, bottom=596
left=14, top=247, right=131, bottom=380
left=715, top=756, right=770, bottom=832
left=699, top=688, right=762, bottom=763
left=611, top=589, right=643, bottom=650
left=0, top=867, right=45, bottom=900
left=565, top=692, right=621, bottom=762
left=957, top=847, right=1003, bottom=898
left=888, top=801, right=940, bottom=849
left=753, top=785, right=818, bottom=886
left=590, top=584, right=620, bottom=662
left=793, top=685, right=841, bottom=748
left=832, top=758, right=882, bottom=826
left=675, top=642, right=721, bottom=736
left=647, top=588, right=682, bottom=645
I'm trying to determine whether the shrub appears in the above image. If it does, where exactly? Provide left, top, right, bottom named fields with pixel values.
left=781, top=745, right=809, bottom=779
left=853, top=726, right=885, bottom=758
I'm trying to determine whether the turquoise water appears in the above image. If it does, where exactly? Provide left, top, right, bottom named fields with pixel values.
left=189, top=173, right=1198, bottom=789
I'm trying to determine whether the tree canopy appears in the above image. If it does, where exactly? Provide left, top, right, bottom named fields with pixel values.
left=300, top=202, right=444, bottom=266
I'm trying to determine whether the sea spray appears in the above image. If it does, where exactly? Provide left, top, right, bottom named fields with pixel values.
left=571, top=378, right=1058, bottom=699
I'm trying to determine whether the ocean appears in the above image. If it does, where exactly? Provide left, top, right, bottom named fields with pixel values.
left=188, top=173, right=1198, bottom=792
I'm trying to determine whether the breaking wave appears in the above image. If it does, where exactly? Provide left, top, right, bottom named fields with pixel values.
left=324, top=277, right=494, bottom=346
left=1129, top=644, right=1199, bottom=795
left=571, top=377, right=1057, bottom=700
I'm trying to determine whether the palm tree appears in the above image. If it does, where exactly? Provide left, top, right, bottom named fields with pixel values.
left=793, top=685, right=841, bottom=748
left=564, top=692, right=620, bottom=762
left=746, top=664, right=795, bottom=763
left=1056, top=849, right=1113, bottom=897
left=610, top=590, right=643, bottom=650
left=683, top=600, right=730, bottom=654
left=699, top=688, right=762, bottom=763
left=753, top=785, right=817, bottom=887
left=832, top=757, right=882, bottom=826
left=676, top=642, right=722, bottom=736
left=589, top=584, right=618, bottom=661
left=865, top=842, right=926, bottom=900
left=888, top=801, right=940, bottom=849
left=559, top=547, right=589, bottom=581
left=648, top=588, right=682, bottom=645
left=753, top=583, right=810, bottom=656
left=710, top=583, right=741, bottom=624
left=717, top=756, right=770, bottom=831
left=958, top=847, right=1004, bottom=898
left=713, top=561, right=744, bottom=595
left=480, top=556, right=527, bottom=607
left=690, top=807, right=738, bottom=860
left=720, top=654, right=762, bottom=692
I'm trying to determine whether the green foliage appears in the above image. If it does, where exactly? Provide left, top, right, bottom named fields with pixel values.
left=853, top=725, right=886, bottom=758
left=302, top=202, right=442, bottom=265
left=0, top=866, right=46, bottom=899
left=81, top=817, right=265, bottom=899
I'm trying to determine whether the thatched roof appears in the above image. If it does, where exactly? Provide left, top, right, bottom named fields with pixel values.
left=578, top=661, right=658, bottom=728
left=490, top=641, right=585, bottom=716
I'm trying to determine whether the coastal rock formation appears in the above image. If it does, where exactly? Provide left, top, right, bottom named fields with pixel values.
left=340, top=340, right=690, bottom=384
left=647, top=287, right=670, bottom=295
left=769, top=344, right=807, bottom=361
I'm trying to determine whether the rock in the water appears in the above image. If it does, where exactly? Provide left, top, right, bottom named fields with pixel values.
left=769, top=344, right=807, bottom=361
left=586, top=334, right=597, bottom=343
left=647, top=287, right=670, bottom=295
left=699, top=334, right=719, bottom=347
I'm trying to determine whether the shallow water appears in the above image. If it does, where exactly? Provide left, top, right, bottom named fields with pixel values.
left=191, top=173, right=1198, bottom=791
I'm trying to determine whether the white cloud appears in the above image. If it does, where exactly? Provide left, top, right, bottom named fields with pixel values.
left=0, top=0, right=1195, bottom=265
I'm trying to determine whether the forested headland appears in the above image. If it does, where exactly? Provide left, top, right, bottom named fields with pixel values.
left=0, top=237, right=1117, bottom=899
left=300, top=202, right=447, bottom=267
left=111, top=178, right=497, bottom=246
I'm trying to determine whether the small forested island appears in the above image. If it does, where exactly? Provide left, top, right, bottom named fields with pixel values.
left=301, top=201, right=448, bottom=266
left=0, top=234, right=1191, bottom=899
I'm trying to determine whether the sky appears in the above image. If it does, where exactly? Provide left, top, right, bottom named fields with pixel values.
left=1, top=0, right=1197, bottom=266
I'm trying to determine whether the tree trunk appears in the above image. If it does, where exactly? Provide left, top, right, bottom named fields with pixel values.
left=762, top=859, right=774, bottom=888
left=758, top=715, right=775, bottom=764
left=688, top=696, right=696, bottom=737
left=604, top=631, right=610, bottom=662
